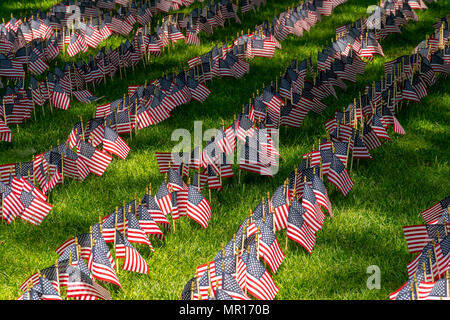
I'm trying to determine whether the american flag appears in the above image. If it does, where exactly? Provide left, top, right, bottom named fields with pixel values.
left=126, top=208, right=154, bottom=250
left=155, top=152, right=175, bottom=174
left=18, top=287, right=41, bottom=300
left=352, top=131, right=372, bottom=159
left=168, top=168, right=187, bottom=192
left=67, top=34, right=81, bottom=57
left=327, top=154, right=354, bottom=196
left=155, top=181, right=172, bottom=215
left=51, top=83, right=71, bottom=110
left=215, top=128, right=233, bottom=155
left=137, top=204, right=164, bottom=240
left=287, top=199, right=316, bottom=253
left=66, top=264, right=111, bottom=300
left=257, top=224, right=285, bottom=273
left=403, top=224, right=448, bottom=254
left=187, top=184, right=212, bottom=229
left=239, top=246, right=278, bottom=300
left=76, top=140, right=112, bottom=176
left=301, top=182, right=325, bottom=233
left=73, top=90, right=98, bottom=104
left=0, top=59, right=24, bottom=78
left=187, top=77, right=211, bottom=103
left=424, top=278, right=449, bottom=300
left=221, top=272, right=250, bottom=300
left=87, top=237, right=121, bottom=287
left=28, top=51, right=49, bottom=75
left=389, top=279, right=417, bottom=300
left=371, top=113, right=391, bottom=141
left=362, top=123, right=382, bottom=151
left=421, top=197, right=450, bottom=224
left=186, top=23, right=200, bottom=46
left=207, top=165, right=222, bottom=191
left=401, top=78, right=421, bottom=102
left=239, top=140, right=273, bottom=177
left=34, top=274, right=61, bottom=300
left=102, top=126, right=130, bottom=160
left=311, top=174, right=332, bottom=217
left=142, top=192, right=170, bottom=229
left=18, top=189, right=52, bottom=226
left=115, top=229, right=149, bottom=274
left=271, top=185, right=289, bottom=231
left=332, top=140, right=350, bottom=168
left=168, top=24, right=185, bottom=42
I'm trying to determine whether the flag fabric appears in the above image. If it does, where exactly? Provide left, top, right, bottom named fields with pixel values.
left=271, top=185, right=289, bottom=231
left=327, top=154, right=354, bottom=196
left=102, top=126, right=130, bottom=160
left=115, top=230, right=149, bottom=274
left=66, top=264, right=111, bottom=300
left=18, top=189, right=52, bottom=226
left=87, top=237, right=121, bottom=287
left=187, top=184, right=212, bottom=229
left=240, top=247, right=279, bottom=300
left=155, top=181, right=172, bottom=215
left=76, top=140, right=112, bottom=176
left=51, top=84, right=71, bottom=110
left=287, top=199, right=316, bottom=253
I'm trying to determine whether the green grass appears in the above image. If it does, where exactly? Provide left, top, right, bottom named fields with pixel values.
left=0, top=0, right=449, bottom=300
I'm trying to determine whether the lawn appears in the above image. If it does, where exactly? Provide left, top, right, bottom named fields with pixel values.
left=0, top=0, right=449, bottom=300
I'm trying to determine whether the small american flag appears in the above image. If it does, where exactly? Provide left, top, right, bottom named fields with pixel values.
left=87, top=237, right=121, bottom=287
left=76, top=140, right=112, bottom=176
left=187, top=184, right=212, bottom=229
left=115, top=229, right=149, bottom=274
left=155, top=181, right=172, bottom=215
left=239, top=246, right=278, bottom=300
left=327, top=154, right=353, bottom=196
left=287, top=199, right=316, bottom=253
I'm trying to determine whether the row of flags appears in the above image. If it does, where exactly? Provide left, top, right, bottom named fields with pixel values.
left=17, top=165, right=214, bottom=300
left=0, top=0, right=280, bottom=143
left=179, top=14, right=450, bottom=300
left=0, top=0, right=432, bottom=226
left=0, top=28, right=259, bottom=225
left=273, top=0, right=347, bottom=41
left=390, top=196, right=450, bottom=300
left=15, top=31, right=449, bottom=298
left=0, top=132, right=124, bottom=225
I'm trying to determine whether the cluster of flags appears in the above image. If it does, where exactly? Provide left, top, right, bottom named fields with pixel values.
left=273, top=0, right=347, bottom=41
left=0, top=0, right=278, bottom=144
left=159, top=0, right=431, bottom=185
left=0, top=163, right=53, bottom=226
left=0, top=0, right=201, bottom=60
left=180, top=12, right=450, bottom=300
left=17, top=164, right=214, bottom=300
left=0, top=124, right=132, bottom=225
left=181, top=165, right=334, bottom=300
left=390, top=196, right=450, bottom=300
